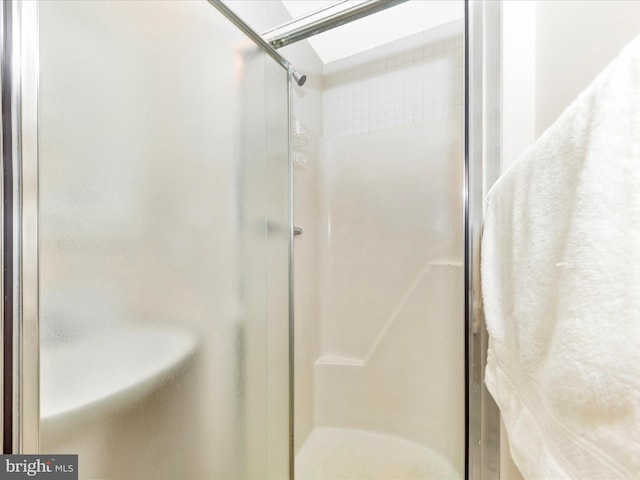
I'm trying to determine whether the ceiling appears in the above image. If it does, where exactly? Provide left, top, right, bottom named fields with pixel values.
left=279, top=0, right=463, bottom=63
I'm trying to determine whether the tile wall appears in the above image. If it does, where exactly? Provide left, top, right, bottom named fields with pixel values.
left=323, top=20, right=463, bottom=138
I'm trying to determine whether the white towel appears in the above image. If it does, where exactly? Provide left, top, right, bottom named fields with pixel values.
left=482, top=34, right=640, bottom=480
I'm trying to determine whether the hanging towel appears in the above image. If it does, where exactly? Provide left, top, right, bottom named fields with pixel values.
left=482, top=35, right=640, bottom=480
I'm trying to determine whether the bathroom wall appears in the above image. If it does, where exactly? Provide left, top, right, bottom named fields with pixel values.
left=315, top=19, right=465, bottom=474
left=535, top=0, right=640, bottom=137
left=502, top=0, right=536, bottom=171
left=503, top=0, right=640, bottom=168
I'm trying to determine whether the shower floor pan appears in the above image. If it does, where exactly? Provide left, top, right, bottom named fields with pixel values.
left=40, top=324, right=197, bottom=434
left=296, top=427, right=461, bottom=480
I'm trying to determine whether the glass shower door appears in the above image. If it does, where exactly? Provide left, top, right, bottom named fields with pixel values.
left=35, top=1, right=290, bottom=478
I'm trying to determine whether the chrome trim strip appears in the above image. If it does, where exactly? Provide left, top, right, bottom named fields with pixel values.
left=207, top=0, right=306, bottom=85
left=287, top=74, right=295, bottom=480
left=464, top=2, right=471, bottom=474
left=264, top=0, right=350, bottom=37
left=263, top=0, right=409, bottom=49
left=1, top=0, right=23, bottom=454
left=479, top=3, right=502, bottom=478
left=466, top=0, right=501, bottom=478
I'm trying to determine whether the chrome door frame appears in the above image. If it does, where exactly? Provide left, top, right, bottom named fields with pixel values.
left=0, top=0, right=40, bottom=455
left=465, top=1, right=502, bottom=479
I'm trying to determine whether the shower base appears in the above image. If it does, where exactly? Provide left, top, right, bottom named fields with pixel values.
left=295, top=427, right=461, bottom=480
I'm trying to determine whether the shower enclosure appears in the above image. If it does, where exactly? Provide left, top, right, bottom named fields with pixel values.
left=0, top=0, right=500, bottom=478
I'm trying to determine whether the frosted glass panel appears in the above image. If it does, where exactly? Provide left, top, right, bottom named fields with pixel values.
left=38, top=1, right=289, bottom=478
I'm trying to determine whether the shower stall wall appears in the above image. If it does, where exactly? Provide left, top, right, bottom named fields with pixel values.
left=293, top=16, right=465, bottom=479
left=1, top=1, right=502, bottom=479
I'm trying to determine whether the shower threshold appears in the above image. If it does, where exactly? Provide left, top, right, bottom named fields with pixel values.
left=295, top=427, right=461, bottom=480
